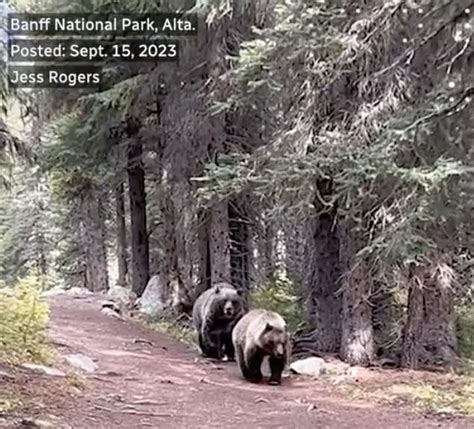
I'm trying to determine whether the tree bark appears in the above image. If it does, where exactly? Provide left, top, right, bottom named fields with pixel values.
left=80, top=188, right=109, bottom=292
left=402, top=257, right=458, bottom=370
left=127, top=139, right=150, bottom=296
left=158, top=179, right=178, bottom=307
left=263, top=220, right=276, bottom=282
left=115, top=182, right=129, bottom=286
left=305, top=208, right=342, bottom=353
left=371, top=282, right=401, bottom=362
left=196, top=209, right=211, bottom=296
left=209, top=201, right=231, bottom=284
left=229, top=200, right=251, bottom=292
left=339, top=220, right=375, bottom=366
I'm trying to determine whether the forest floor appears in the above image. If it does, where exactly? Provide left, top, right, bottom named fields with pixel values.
left=1, top=293, right=474, bottom=429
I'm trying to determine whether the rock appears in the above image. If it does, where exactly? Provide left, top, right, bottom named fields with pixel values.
left=101, top=307, right=124, bottom=320
left=106, top=285, right=137, bottom=313
left=345, top=366, right=371, bottom=380
left=21, top=418, right=56, bottom=428
left=324, top=359, right=350, bottom=375
left=64, top=354, right=98, bottom=373
left=22, top=364, right=65, bottom=377
left=66, top=287, right=93, bottom=298
left=332, top=375, right=347, bottom=386
left=40, top=286, right=66, bottom=298
left=290, top=357, right=327, bottom=377
left=100, top=300, right=121, bottom=314
left=0, top=369, right=15, bottom=380
left=0, top=287, right=15, bottom=297
left=378, top=357, right=398, bottom=368
left=135, top=274, right=170, bottom=318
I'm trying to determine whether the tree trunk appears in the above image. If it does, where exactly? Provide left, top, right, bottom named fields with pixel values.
left=305, top=208, right=342, bottom=353
left=158, top=179, right=178, bottom=307
left=115, top=182, right=129, bottom=286
left=196, top=209, right=211, bottom=296
left=371, top=282, right=401, bottom=362
left=339, top=220, right=375, bottom=366
left=283, top=218, right=306, bottom=296
left=402, top=257, right=458, bottom=370
left=263, top=220, right=275, bottom=281
left=229, top=200, right=251, bottom=292
left=127, top=139, right=150, bottom=296
left=209, top=200, right=231, bottom=284
left=80, top=189, right=109, bottom=292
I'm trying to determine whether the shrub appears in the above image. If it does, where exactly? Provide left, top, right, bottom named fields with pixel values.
left=0, top=275, right=50, bottom=364
left=249, top=275, right=302, bottom=332
left=457, top=309, right=474, bottom=359
left=141, top=310, right=197, bottom=349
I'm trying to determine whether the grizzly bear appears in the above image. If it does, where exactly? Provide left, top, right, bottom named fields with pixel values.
left=232, top=309, right=289, bottom=385
left=192, top=282, right=245, bottom=360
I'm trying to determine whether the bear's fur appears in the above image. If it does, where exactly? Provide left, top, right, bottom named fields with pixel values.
left=232, top=309, right=289, bottom=385
left=192, top=282, right=245, bottom=360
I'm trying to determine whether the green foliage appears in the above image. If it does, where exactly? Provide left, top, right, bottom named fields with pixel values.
left=249, top=275, right=302, bottom=332
left=0, top=275, right=50, bottom=364
left=345, top=380, right=474, bottom=417
left=195, top=0, right=474, bottom=296
left=457, top=310, right=474, bottom=359
left=0, top=166, right=56, bottom=285
left=144, top=311, right=197, bottom=349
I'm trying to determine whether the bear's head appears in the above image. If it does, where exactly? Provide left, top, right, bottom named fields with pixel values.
left=212, top=283, right=244, bottom=320
left=259, top=321, right=287, bottom=359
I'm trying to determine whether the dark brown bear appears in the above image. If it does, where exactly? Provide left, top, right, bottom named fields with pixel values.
left=192, top=282, right=245, bottom=360
left=232, top=309, right=289, bottom=385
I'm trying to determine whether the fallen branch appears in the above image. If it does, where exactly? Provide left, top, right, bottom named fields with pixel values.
left=127, top=400, right=168, bottom=406
left=133, top=338, right=154, bottom=347
left=93, top=404, right=173, bottom=417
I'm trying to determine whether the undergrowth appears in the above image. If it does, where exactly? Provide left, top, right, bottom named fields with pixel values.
left=249, top=274, right=302, bottom=332
left=341, top=379, right=474, bottom=417
left=0, top=394, right=22, bottom=415
left=142, top=311, right=197, bottom=350
left=457, top=309, right=474, bottom=359
left=0, top=274, right=50, bottom=364
left=66, top=371, right=87, bottom=390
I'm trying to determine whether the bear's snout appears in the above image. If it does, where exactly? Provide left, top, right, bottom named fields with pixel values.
left=274, top=343, right=285, bottom=358
left=223, top=302, right=234, bottom=316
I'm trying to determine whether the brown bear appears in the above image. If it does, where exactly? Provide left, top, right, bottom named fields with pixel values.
left=192, top=282, right=245, bottom=360
left=232, top=309, right=289, bottom=385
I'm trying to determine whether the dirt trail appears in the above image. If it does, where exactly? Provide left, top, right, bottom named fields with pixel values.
left=44, top=295, right=471, bottom=429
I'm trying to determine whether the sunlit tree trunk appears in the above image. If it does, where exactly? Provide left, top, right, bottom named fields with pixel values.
left=339, top=220, right=375, bottom=366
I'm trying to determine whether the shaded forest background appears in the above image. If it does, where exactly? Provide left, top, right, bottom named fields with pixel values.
left=1, top=0, right=473, bottom=371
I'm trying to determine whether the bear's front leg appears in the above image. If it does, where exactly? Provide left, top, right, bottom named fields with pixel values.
left=268, top=356, right=285, bottom=385
left=245, top=349, right=264, bottom=383
left=200, top=326, right=221, bottom=359
left=223, top=333, right=235, bottom=361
